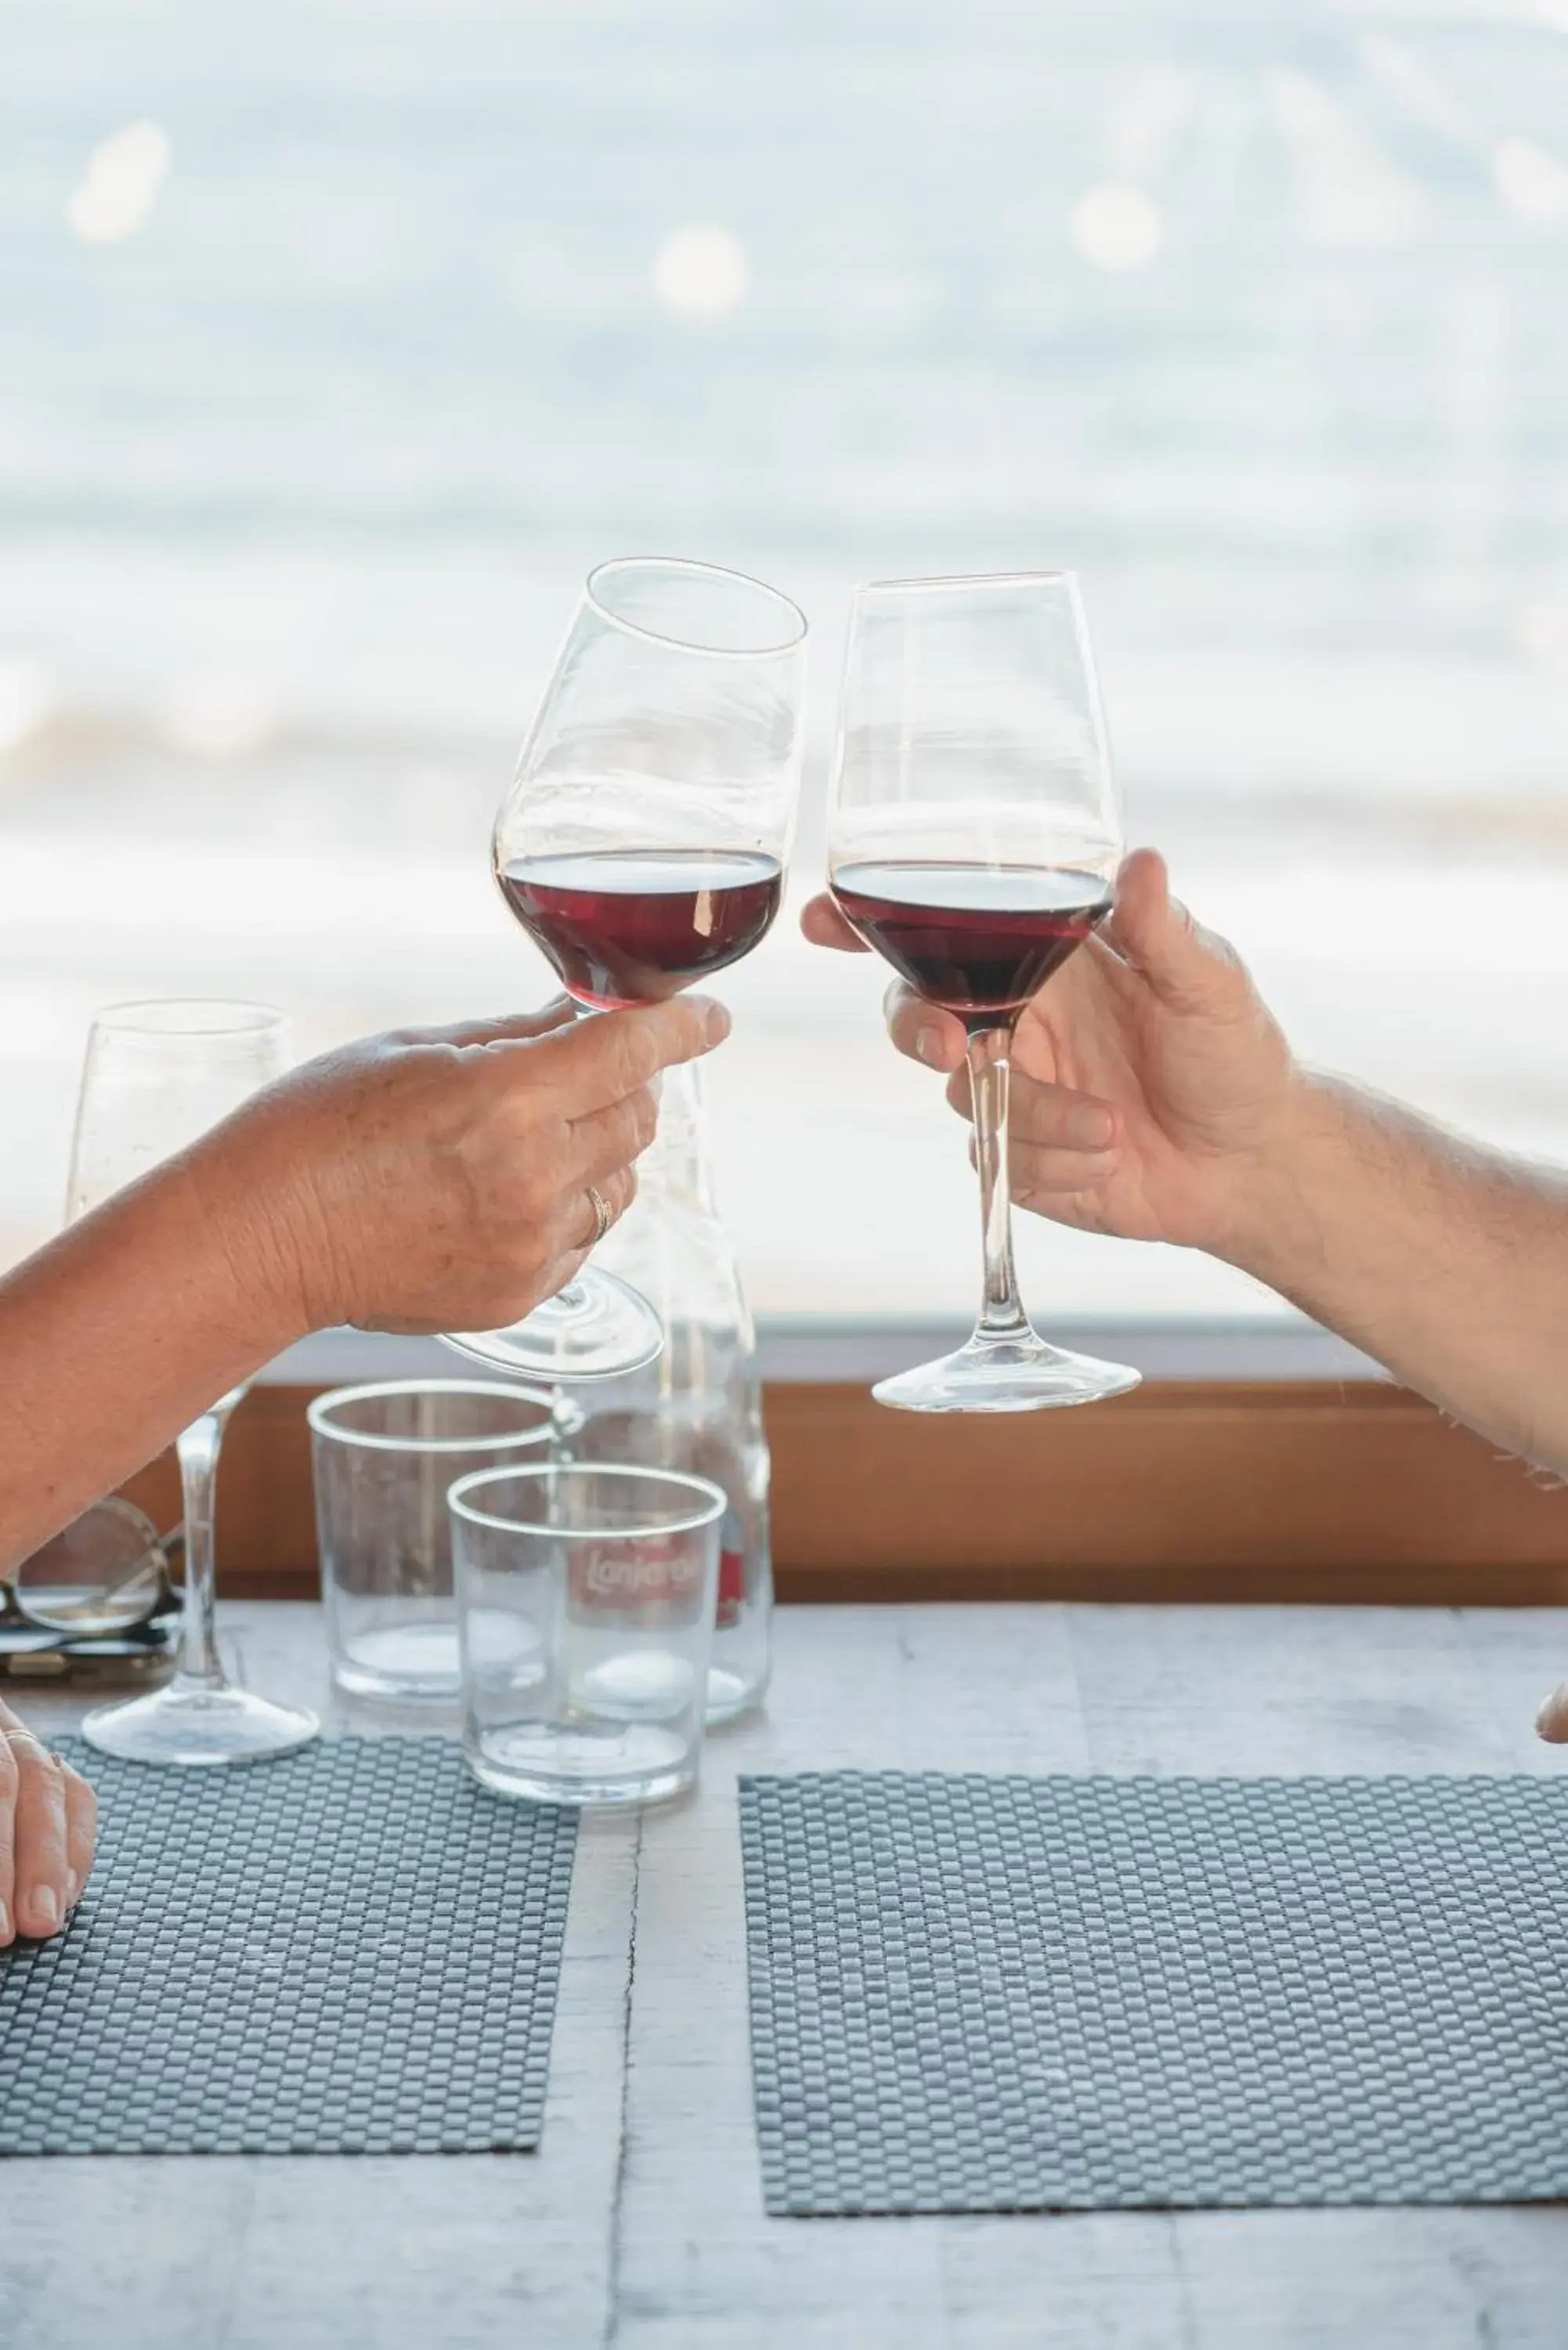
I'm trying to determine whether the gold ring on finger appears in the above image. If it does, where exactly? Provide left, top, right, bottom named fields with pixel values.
left=585, top=1184, right=613, bottom=1248
left=2, top=1729, right=61, bottom=1766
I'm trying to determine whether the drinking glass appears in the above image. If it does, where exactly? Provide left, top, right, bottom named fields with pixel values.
left=308, top=1378, right=576, bottom=1701
left=66, top=1000, right=320, bottom=1762
left=450, top=1462, right=724, bottom=1806
left=443, top=555, right=807, bottom=1383
left=827, top=573, right=1142, bottom=1413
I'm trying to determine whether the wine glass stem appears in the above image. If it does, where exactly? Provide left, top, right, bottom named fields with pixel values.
left=173, top=1398, right=237, bottom=1690
left=555, top=996, right=598, bottom=1314
left=967, top=1026, right=1030, bottom=1342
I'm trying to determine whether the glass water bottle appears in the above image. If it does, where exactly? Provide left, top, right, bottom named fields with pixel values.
left=575, top=1058, right=772, bottom=1723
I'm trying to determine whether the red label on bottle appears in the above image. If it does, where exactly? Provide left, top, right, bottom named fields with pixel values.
left=714, top=1507, right=746, bottom=1631
left=716, top=1550, right=744, bottom=1629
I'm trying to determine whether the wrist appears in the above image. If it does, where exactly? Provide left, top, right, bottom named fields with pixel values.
left=1209, top=1068, right=1355, bottom=1291
left=180, top=1108, right=333, bottom=1348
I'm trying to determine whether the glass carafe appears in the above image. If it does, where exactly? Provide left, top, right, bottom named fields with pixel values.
left=573, top=1058, right=771, bottom=1723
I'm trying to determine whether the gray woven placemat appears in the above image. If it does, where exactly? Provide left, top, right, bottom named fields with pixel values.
left=739, top=1771, right=1568, bottom=2215
left=0, top=1737, right=576, bottom=2156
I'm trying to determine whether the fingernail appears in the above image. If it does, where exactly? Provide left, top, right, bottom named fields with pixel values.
left=704, top=1003, right=731, bottom=1045
left=915, top=1028, right=943, bottom=1067
left=1068, top=1105, right=1115, bottom=1149
left=31, top=1886, right=59, bottom=1932
left=65, top=1871, right=80, bottom=1908
left=1537, top=1688, right=1568, bottom=1740
left=0, top=1900, right=9, bottom=1942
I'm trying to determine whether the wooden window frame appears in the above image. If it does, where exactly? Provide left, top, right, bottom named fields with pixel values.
left=112, top=1325, right=1568, bottom=1607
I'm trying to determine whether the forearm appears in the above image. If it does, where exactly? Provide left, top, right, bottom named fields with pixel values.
left=1227, top=1074, right=1568, bottom=1470
left=0, top=1153, right=307, bottom=1570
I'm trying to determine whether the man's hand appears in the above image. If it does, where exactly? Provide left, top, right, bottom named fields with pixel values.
left=812, top=848, right=1568, bottom=1741
left=804, top=848, right=1306, bottom=1265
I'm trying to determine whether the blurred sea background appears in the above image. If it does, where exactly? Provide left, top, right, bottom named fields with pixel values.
left=5, top=0, right=1568, bottom=1318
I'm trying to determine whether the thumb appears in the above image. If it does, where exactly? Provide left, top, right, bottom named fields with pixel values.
left=800, top=892, right=869, bottom=953
left=1102, top=848, right=1239, bottom=1014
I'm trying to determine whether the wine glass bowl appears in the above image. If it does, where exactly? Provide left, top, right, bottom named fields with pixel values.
left=827, top=572, right=1140, bottom=1414
left=66, top=999, right=320, bottom=1764
left=446, top=557, right=807, bottom=1383
left=65, top=999, right=294, bottom=1217
left=492, top=557, right=806, bottom=1010
left=495, top=848, right=785, bottom=1012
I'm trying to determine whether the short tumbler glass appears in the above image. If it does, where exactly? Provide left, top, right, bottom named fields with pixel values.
left=308, top=1379, right=570, bottom=1702
left=450, top=1462, right=724, bottom=1806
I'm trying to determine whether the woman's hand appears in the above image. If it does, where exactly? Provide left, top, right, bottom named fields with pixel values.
left=0, top=1702, right=96, bottom=1944
left=803, top=848, right=1306, bottom=1266
left=193, top=994, right=731, bottom=1338
left=0, top=990, right=732, bottom=1576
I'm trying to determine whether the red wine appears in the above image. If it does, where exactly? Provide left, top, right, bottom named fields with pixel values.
left=499, top=848, right=784, bottom=1008
left=830, top=859, right=1111, bottom=1032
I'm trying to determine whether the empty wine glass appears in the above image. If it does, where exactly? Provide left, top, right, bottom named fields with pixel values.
left=443, top=555, right=807, bottom=1383
left=827, top=572, right=1141, bottom=1413
left=67, top=1000, right=320, bottom=1764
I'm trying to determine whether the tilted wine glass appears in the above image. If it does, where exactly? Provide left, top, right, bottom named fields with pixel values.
left=827, top=571, right=1141, bottom=1413
left=443, top=555, right=807, bottom=1383
left=66, top=1000, right=320, bottom=1763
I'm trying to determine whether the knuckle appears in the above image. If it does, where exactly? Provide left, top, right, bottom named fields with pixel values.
left=629, top=1088, right=659, bottom=1152
left=528, top=1115, right=572, bottom=1177
left=512, top=1135, right=565, bottom=1204
left=501, top=1091, right=551, bottom=1150
left=620, top=1021, right=661, bottom=1087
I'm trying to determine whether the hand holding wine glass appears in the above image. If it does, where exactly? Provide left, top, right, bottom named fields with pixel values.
left=249, top=993, right=732, bottom=1335
left=446, top=556, right=807, bottom=1383
left=822, top=570, right=1141, bottom=1413
left=0, top=998, right=729, bottom=1604
left=804, top=845, right=1299, bottom=1263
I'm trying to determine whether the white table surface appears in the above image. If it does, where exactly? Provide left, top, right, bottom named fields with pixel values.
left=5, top=1599, right=1568, bottom=2350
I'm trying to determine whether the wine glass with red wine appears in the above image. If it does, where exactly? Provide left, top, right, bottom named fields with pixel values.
left=827, top=571, right=1140, bottom=1413
left=444, top=556, right=807, bottom=1382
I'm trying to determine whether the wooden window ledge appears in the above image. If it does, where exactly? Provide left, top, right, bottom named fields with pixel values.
left=117, top=1380, right=1568, bottom=1607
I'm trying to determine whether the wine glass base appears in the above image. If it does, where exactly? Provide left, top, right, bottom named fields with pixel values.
left=443, top=1269, right=663, bottom=1382
left=81, top=1683, right=320, bottom=1768
left=872, top=1331, right=1142, bottom=1415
